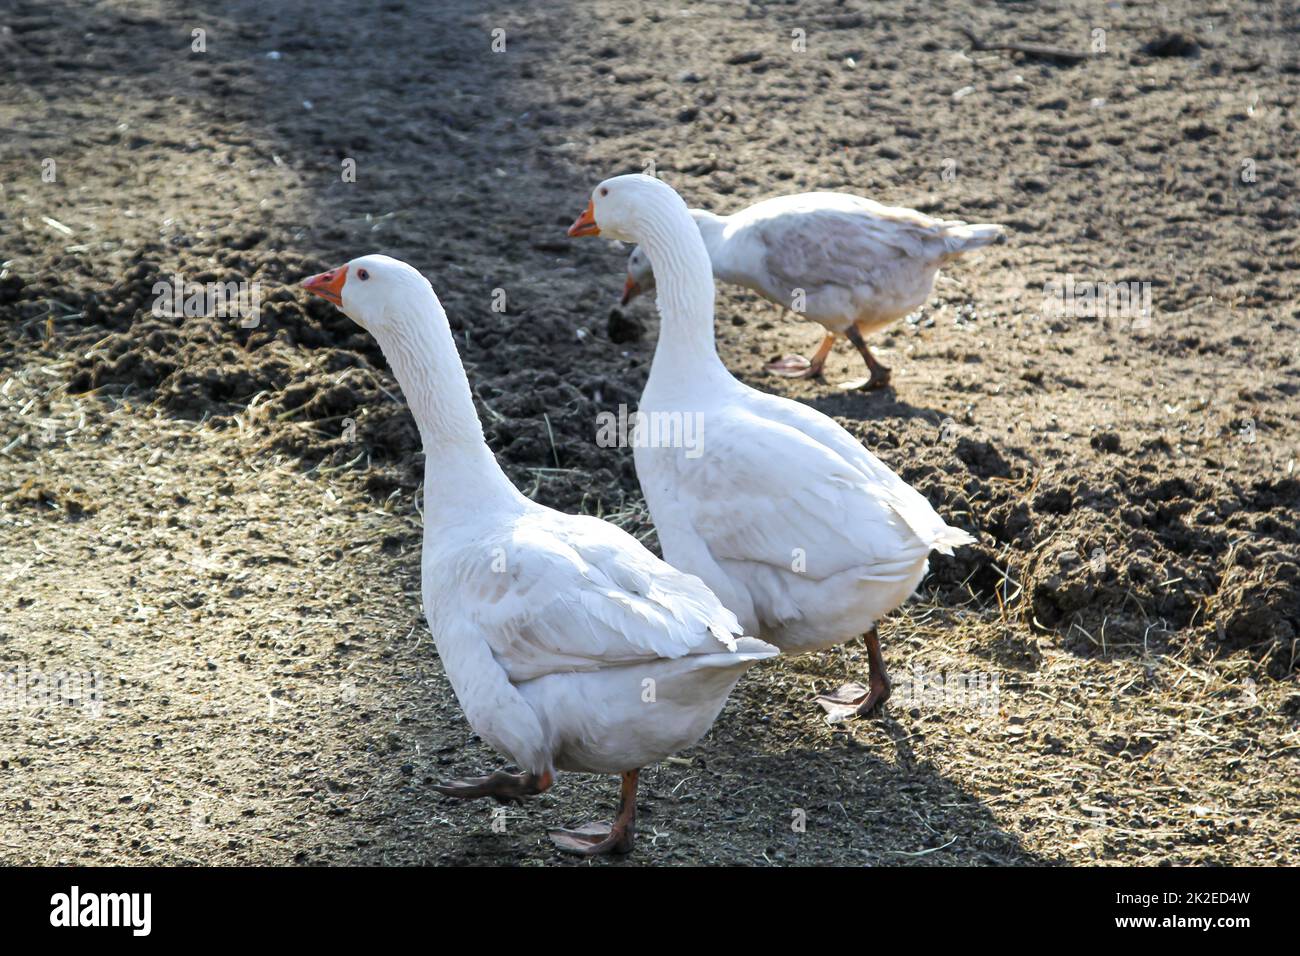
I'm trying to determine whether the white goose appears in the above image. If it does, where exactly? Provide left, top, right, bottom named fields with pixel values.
left=301, top=255, right=776, bottom=856
left=570, top=177, right=975, bottom=720
left=619, top=192, right=1005, bottom=389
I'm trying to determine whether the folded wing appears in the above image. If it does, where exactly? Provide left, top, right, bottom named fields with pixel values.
left=440, top=511, right=744, bottom=683
left=751, top=195, right=1002, bottom=300
left=643, top=405, right=943, bottom=587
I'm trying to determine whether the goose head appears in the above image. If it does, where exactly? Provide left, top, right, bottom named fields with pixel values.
left=571, top=181, right=713, bottom=306
left=567, top=173, right=687, bottom=246
left=621, top=246, right=655, bottom=305
left=301, top=253, right=432, bottom=333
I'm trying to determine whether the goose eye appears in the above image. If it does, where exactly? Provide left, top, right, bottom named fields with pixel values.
left=358, top=269, right=370, bottom=280
left=599, top=187, right=608, bottom=197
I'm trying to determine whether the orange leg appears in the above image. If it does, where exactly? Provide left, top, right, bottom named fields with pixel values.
left=766, top=332, right=836, bottom=379
left=814, top=627, right=893, bottom=721
left=840, top=323, right=892, bottom=390
left=549, top=769, right=639, bottom=856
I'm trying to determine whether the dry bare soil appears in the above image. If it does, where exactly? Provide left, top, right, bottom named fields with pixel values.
left=1, top=0, right=1297, bottom=865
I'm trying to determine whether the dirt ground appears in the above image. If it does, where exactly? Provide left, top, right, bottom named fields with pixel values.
left=2, top=0, right=1297, bottom=865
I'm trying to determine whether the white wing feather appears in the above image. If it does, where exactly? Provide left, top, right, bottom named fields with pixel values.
left=739, top=194, right=1002, bottom=301
left=436, top=510, right=743, bottom=684
left=741, top=388, right=976, bottom=555
left=641, top=400, right=965, bottom=594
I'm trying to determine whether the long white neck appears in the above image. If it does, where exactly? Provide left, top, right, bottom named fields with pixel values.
left=368, top=286, right=522, bottom=523
left=638, top=198, right=731, bottom=395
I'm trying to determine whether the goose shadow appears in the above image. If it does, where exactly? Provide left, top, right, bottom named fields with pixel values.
left=726, top=739, right=1049, bottom=866
left=773, top=379, right=954, bottom=430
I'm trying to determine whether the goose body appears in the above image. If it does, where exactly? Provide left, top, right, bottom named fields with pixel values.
left=631, top=380, right=971, bottom=655
left=302, top=254, right=776, bottom=853
left=424, top=503, right=776, bottom=777
left=623, top=191, right=1005, bottom=388
left=571, top=177, right=975, bottom=718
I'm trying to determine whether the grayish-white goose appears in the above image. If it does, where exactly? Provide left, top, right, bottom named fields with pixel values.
left=620, top=191, right=1005, bottom=389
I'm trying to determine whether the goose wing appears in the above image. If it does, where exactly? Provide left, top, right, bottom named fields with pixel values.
left=440, top=510, right=745, bottom=683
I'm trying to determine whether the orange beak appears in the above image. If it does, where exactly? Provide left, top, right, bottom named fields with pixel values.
left=567, top=199, right=600, bottom=238
left=620, top=275, right=641, bottom=306
left=301, top=264, right=349, bottom=306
